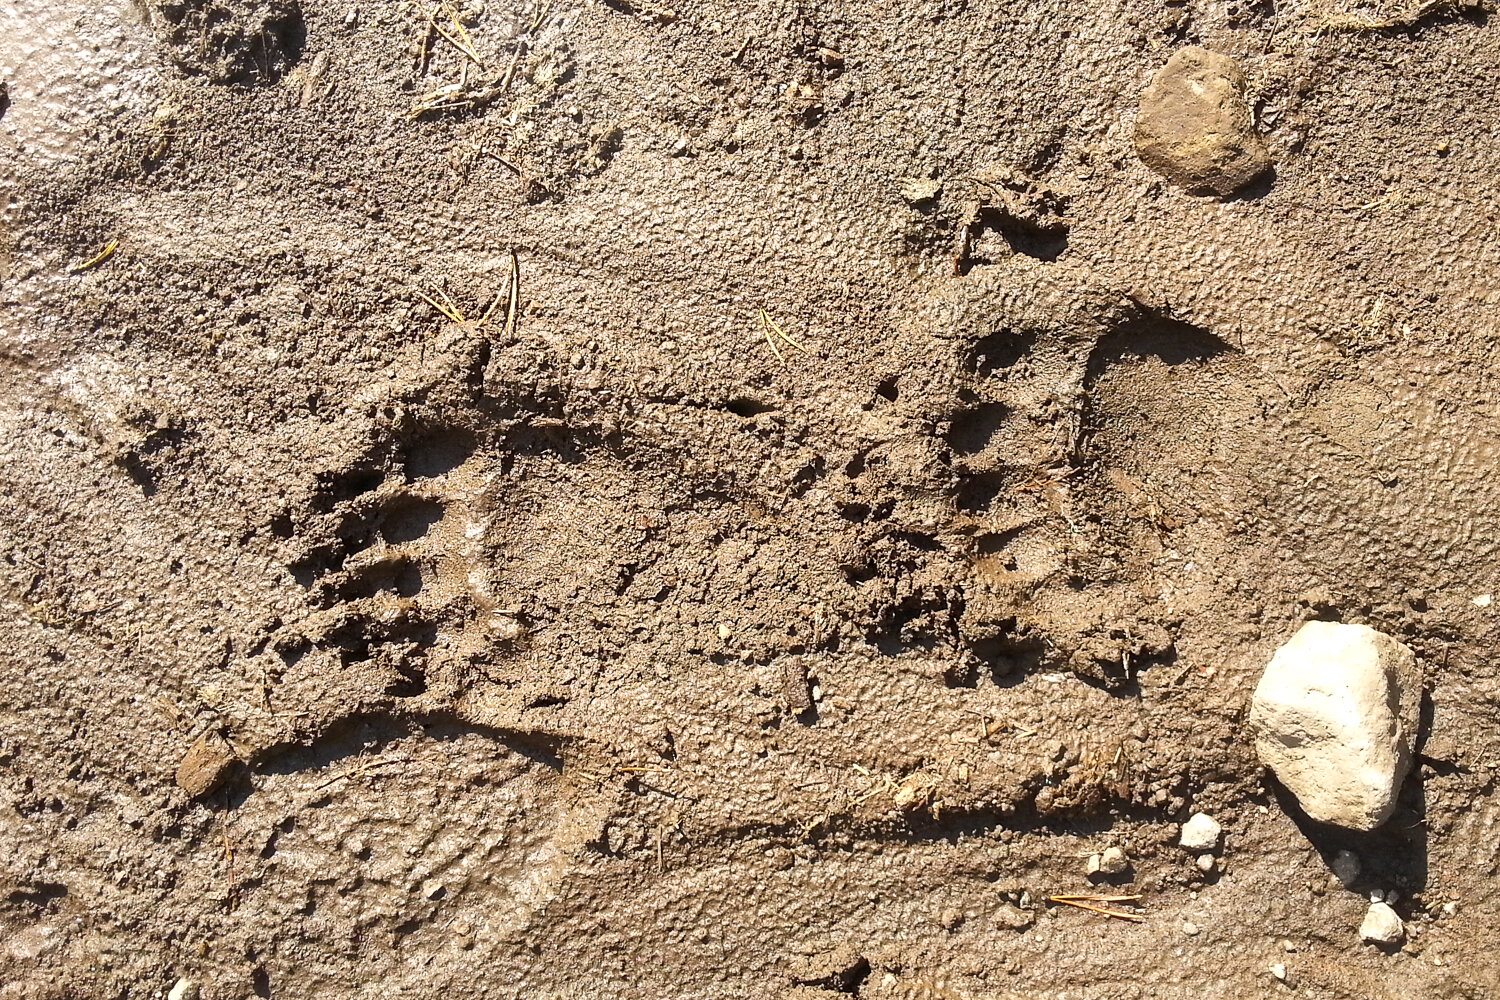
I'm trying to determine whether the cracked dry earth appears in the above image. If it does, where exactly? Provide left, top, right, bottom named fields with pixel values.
left=3, top=1, right=1500, bottom=998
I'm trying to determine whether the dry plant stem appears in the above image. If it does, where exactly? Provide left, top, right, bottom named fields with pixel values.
left=503, top=251, right=520, bottom=338
left=71, top=238, right=119, bottom=273
left=1048, top=895, right=1145, bottom=922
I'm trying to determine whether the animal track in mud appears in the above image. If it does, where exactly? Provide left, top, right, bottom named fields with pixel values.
left=873, top=262, right=1253, bottom=691
left=272, top=424, right=491, bottom=702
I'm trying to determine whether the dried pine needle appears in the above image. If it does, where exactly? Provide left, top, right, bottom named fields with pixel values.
left=759, top=308, right=807, bottom=354
left=1049, top=894, right=1145, bottom=922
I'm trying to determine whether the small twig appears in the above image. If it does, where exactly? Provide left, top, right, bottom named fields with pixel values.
left=479, top=148, right=522, bottom=175
left=417, top=13, right=436, bottom=75
left=221, top=825, right=240, bottom=911
left=499, top=39, right=528, bottom=92
left=316, top=758, right=404, bottom=790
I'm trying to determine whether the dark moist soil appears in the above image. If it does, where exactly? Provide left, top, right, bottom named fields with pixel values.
left=3, top=1, right=1500, bottom=998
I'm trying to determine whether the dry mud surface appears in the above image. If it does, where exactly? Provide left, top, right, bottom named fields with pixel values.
left=3, top=1, right=1500, bottom=998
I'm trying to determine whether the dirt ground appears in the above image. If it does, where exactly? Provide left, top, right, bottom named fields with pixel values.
left=3, top=1, right=1500, bottom=998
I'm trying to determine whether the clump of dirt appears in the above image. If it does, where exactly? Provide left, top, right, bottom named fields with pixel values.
left=144, top=0, right=306, bottom=84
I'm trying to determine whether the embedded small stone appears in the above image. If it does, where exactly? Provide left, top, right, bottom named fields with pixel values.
left=1098, top=846, right=1129, bottom=876
left=175, top=734, right=237, bottom=799
left=1332, top=850, right=1362, bottom=888
left=1359, top=902, right=1404, bottom=945
left=1250, top=622, right=1421, bottom=831
left=168, top=979, right=200, bottom=1000
left=900, top=177, right=942, bottom=206
left=1196, top=854, right=1216, bottom=873
left=1135, top=46, right=1273, bottom=197
left=1179, top=812, right=1222, bottom=851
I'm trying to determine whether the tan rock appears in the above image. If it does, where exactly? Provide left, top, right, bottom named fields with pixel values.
left=175, top=733, right=237, bottom=799
left=1250, top=622, right=1421, bottom=831
left=1359, top=902, right=1404, bottom=945
left=1134, top=46, right=1272, bottom=197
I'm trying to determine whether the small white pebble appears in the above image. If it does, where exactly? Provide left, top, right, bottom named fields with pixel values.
left=1270, top=963, right=1287, bottom=981
left=1098, top=846, right=1129, bottom=875
left=1196, top=854, right=1216, bottom=873
left=1182, top=921, right=1201, bottom=936
left=1179, top=813, right=1222, bottom=851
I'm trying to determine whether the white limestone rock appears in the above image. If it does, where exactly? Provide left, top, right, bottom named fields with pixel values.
left=1250, top=622, right=1421, bottom=831
left=1179, top=812, right=1222, bottom=851
left=1359, top=902, right=1405, bottom=945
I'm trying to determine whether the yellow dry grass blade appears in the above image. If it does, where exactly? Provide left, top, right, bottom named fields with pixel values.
left=416, top=288, right=466, bottom=324
left=70, top=239, right=119, bottom=273
left=759, top=308, right=807, bottom=354
left=436, top=3, right=484, bottom=66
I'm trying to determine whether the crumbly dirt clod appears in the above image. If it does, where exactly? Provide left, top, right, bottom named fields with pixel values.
left=144, top=0, right=306, bottom=84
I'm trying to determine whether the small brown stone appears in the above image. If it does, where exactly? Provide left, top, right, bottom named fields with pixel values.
left=1135, top=46, right=1272, bottom=197
left=779, top=657, right=814, bottom=716
left=175, top=733, right=237, bottom=798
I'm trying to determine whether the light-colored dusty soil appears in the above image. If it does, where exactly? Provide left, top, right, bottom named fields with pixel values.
left=3, top=1, right=1500, bottom=998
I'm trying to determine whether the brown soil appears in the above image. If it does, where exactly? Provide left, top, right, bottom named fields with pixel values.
left=3, top=1, right=1500, bottom=998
